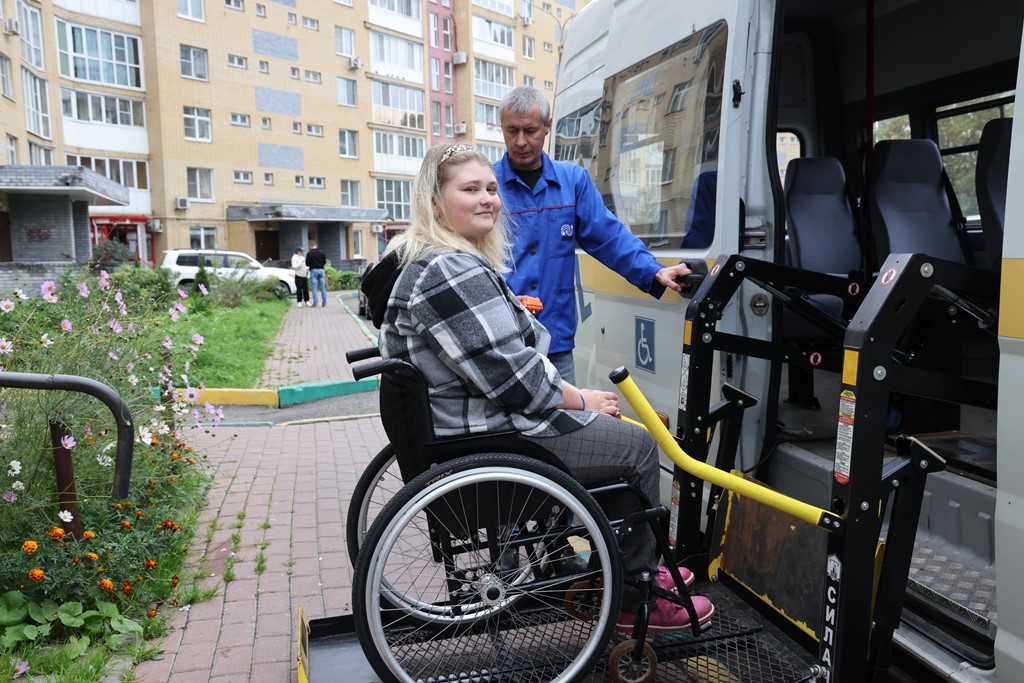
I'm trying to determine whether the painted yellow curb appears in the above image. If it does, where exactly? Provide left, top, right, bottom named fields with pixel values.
left=188, top=388, right=279, bottom=406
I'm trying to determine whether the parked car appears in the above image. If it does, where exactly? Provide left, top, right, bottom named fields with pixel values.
left=160, top=249, right=297, bottom=295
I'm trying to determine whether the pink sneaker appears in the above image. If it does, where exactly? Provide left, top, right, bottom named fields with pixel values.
left=615, top=595, right=715, bottom=635
left=657, top=565, right=695, bottom=591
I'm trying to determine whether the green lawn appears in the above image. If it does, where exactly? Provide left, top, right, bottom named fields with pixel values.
left=186, top=298, right=291, bottom=388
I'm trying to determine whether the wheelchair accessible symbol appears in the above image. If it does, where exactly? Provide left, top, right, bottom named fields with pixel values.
left=635, top=317, right=655, bottom=373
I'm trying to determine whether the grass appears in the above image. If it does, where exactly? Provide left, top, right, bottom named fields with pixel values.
left=187, top=297, right=291, bottom=387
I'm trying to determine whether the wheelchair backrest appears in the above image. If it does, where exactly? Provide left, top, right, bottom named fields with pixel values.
left=379, top=363, right=437, bottom=483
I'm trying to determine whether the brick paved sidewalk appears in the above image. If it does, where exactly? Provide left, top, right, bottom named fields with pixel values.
left=134, top=294, right=384, bottom=683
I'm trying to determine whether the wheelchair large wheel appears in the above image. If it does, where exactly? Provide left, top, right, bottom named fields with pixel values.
left=345, top=444, right=402, bottom=563
left=354, top=453, right=622, bottom=683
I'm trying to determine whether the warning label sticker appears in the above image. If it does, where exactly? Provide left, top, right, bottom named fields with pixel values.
left=679, top=353, right=690, bottom=409
left=669, top=479, right=681, bottom=548
left=835, top=390, right=856, bottom=484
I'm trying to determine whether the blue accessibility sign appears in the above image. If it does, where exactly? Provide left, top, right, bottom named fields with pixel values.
left=635, top=317, right=655, bottom=373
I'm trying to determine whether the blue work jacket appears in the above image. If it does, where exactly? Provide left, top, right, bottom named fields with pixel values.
left=496, top=151, right=666, bottom=354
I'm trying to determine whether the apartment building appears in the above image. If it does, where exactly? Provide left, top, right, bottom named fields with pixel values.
left=0, top=0, right=584, bottom=272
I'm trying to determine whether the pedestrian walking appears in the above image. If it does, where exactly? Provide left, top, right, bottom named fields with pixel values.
left=291, top=247, right=310, bottom=306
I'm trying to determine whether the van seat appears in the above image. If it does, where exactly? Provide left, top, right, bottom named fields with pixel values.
left=976, top=117, right=1013, bottom=269
left=784, top=157, right=861, bottom=276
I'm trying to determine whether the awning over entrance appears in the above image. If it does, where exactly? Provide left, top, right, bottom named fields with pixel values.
left=0, top=166, right=129, bottom=206
left=226, top=204, right=390, bottom=222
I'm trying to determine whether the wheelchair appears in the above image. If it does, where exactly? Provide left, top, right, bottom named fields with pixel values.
left=346, top=348, right=709, bottom=683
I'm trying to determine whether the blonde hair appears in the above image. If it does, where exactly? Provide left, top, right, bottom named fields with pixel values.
left=386, top=143, right=511, bottom=272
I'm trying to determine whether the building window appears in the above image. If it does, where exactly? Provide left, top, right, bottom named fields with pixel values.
left=261, top=116, right=271, bottom=129
left=543, top=42, right=553, bottom=52
left=306, top=123, right=323, bottom=136
left=443, top=62, right=453, bottom=93
left=339, top=129, right=358, bottom=157
left=472, top=16, right=514, bottom=49
left=429, top=14, right=438, bottom=48
left=233, top=170, right=253, bottom=183
left=259, top=60, right=269, bottom=73
left=374, top=130, right=426, bottom=159
left=56, top=20, right=143, bottom=88
left=67, top=154, right=149, bottom=189
left=5, top=135, right=15, bottom=164
left=294, top=175, right=303, bottom=187
left=445, top=104, right=454, bottom=137
left=370, top=31, right=423, bottom=72
left=290, top=67, right=300, bottom=79
left=471, top=0, right=514, bottom=17
left=521, top=0, right=533, bottom=23
left=376, top=178, right=413, bottom=220
left=292, top=121, right=302, bottom=134
left=287, top=12, right=296, bottom=24
left=431, top=101, right=441, bottom=135
left=336, top=0, right=353, bottom=5
left=61, top=88, right=145, bottom=127
left=178, top=0, right=205, bottom=21
left=180, top=45, right=209, bottom=80
left=22, top=69, right=50, bottom=138
left=225, top=0, right=243, bottom=10
left=335, top=26, right=355, bottom=56
left=475, top=101, right=500, bottom=128
left=474, top=59, right=514, bottom=101
left=187, top=167, right=214, bottom=200
left=264, top=172, right=274, bottom=185
left=430, top=57, right=440, bottom=91
left=441, top=16, right=452, bottom=50
left=228, top=54, right=247, bottom=69
left=0, top=55, right=10, bottom=99
left=28, top=142, right=53, bottom=166
left=352, top=229, right=363, bottom=258
left=19, top=3, right=44, bottom=69
left=371, top=81, right=425, bottom=130
left=190, top=226, right=217, bottom=249
left=309, top=176, right=326, bottom=189
left=184, top=106, right=212, bottom=141
left=523, top=36, right=534, bottom=60
left=543, top=80, right=553, bottom=89
left=668, top=81, right=691, bottom=113
left=370, top=0, right=421, bottom=20
left=256, top=4, right=266, bottom=17
left=661, top=148, right=677, bottom=183
left=340, top=179, right=360, bottom=206
left=302, top=16, right=319, bottom=30
left=304, top=70, right=321, bottom=84
left=337, top=77, right=357, bottom=106
left=523, top=74, right=535, bottom=87
left=231, top=112, right=251, bottom=127
left=479, top=143, right=503, bottom=163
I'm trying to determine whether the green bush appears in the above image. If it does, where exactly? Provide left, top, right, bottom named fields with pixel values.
left=89, top=240, right=134, bottom=265
left=326, top=266, right=359, bottom=290
left=0, top=271, right=215, bottom=650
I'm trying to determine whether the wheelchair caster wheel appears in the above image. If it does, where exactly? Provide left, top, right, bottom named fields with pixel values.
left=609, top=639, right=657, bottom=683
left=564, top=580, right=602, bottom=621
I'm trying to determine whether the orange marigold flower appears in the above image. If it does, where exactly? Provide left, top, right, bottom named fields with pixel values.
left=113, top=503, right=123, bottom=511
left=170, top=575, right=180, bottom=588
left=134, top=510, right=144, bottom=518
left=144, top=559, right=157, bottom=571
left=97, top=566, right=105, bottom=572
left=170, top=452, right=181, bottom=460
left=100, top=579, right=114, bottom=592
left=187, top=458, right=196, bottom=465
left=83, top=531, right=96, bottom=539
left=28, top=568, right=45, bottom=582
left=125, top=501, right=134, bottom=507
left=122, top=582, right=133, bottom=596
left=161, top=519, right=175, bottom=529
left=171, top=477, right=178, bottom=483
left=121, top=520, right=133, bottom=530
left=50, top=527, right=66, bottom=541
left=85, top=434, right=95, bottom=443
left=87, top=553, right=99, bottom=561
left=147, top=609, right=157, bottom=618
left=148, top=479, right=157, bottom=486
left=21, top=540, right=38, bottom=554
left=72, top=557, right=81, bottom=566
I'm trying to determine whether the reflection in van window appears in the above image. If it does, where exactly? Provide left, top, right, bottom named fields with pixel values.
left=595, top=21, right=727, bottom=250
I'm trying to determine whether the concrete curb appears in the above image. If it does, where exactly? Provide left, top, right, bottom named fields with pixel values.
left=278, top=377, right=379, bottom=406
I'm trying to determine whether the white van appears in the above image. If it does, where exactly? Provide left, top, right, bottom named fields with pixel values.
left=556, top=0, right=1022, bottom=680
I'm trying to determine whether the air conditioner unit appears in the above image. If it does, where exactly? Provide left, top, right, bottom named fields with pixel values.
left=452, top=52, right=468, bottom=65
left=348, top=56, right=362, bottom=70
left=3, top=19, right=20, bottom=35
left=174, top=197, right=190, bottom=210
left=454, top=123, right=468, bottom=135
left=371, top=224, right=383, bottom=234
left=521, top=15, right=534, bottom=26
left=147, top=218, right=164, bottom=233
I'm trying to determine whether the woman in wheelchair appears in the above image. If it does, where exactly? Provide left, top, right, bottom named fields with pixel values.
left=366, top=141, right=714, bottom=635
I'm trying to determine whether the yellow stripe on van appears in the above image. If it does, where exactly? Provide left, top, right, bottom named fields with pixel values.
left=577, top=254, right=715, bottom=297
left=1001, top=258, right=1024, bottom=340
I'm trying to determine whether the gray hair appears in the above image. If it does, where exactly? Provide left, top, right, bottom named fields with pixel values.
left=499, top=86, right=551, bottom=123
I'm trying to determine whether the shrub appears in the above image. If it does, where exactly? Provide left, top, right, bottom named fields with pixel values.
left=326, top=266, right=359, bottom=291
left=0, top=270, right=218, bottom=650
left=89, top=240, right=134, bottom=265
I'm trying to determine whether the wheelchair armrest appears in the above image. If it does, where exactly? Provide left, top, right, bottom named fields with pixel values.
left=352, top=357, right=428, bottom=384
left=346, top=346, right=381, bottom=364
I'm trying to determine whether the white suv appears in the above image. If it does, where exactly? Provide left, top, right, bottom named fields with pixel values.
left=160, top=249, right=296, bottom=294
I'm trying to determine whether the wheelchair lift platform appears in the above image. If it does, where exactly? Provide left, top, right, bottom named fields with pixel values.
left=297, top=581, right=819, bottom=683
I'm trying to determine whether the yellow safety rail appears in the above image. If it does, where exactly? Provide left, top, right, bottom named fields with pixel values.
left=612, top=368, right=842, bottom=533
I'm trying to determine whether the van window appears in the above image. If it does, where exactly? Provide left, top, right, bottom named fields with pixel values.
left=935, top=91, right=1014, bottom=218
left=595, top=20, right=727, bottom=250
left=873, top=114, right=912, bottom=142
left=776, top=132, right=803, bottom=183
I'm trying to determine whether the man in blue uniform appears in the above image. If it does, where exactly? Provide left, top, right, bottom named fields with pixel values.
left=496, top=86, right=692, bottom=384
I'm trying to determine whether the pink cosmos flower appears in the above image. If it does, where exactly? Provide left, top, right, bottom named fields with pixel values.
left=192, top=333, right=204, bottom=345
left=0, top=339, right=13, bottom=354
left=0, top=300, right=13, bottom=313
left=161, top=337, right=173, bottom=350
left=41, top=281, right=55, bottom=296
left=183, top=387, right=201, bottom=403
left=2, top=491, right=16, bottom=503
left=13, top=289, right=27, bottom=300
left=12, top=659, right=28, bottom=678
left=168, top=308, right=180, bottom=322
left=108, top=351, right=119, bottom=360
left=108, top=319, right=123, bottom=335
left=199, top=283, right=209, bottom=295
left=61, top=319, right=72, bottom=331
left=174, top=302, right=187, bottom=313
left=39, top=333, right=53, bottom=348
left=78, top=282, right=90, bottom=297
left=61, top=435, right=76, bottom=450
left=177, top=289, right=188, bottom=299
left=43, top=293, right=58, bottom=303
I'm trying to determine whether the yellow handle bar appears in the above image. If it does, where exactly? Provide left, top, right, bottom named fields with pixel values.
left=611, top=367, right=841, bottom=533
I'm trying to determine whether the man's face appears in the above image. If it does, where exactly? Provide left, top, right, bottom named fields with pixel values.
left=502, top=108, right=551, bottom=171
